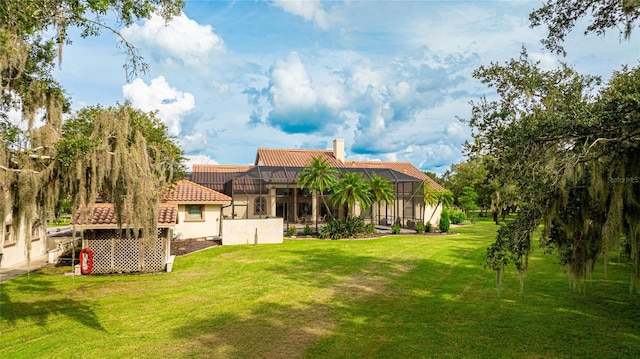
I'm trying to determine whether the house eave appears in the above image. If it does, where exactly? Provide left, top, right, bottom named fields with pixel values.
left=73, top=224, right=176, bottom=230
left=165, top=201, right=231, bottom=205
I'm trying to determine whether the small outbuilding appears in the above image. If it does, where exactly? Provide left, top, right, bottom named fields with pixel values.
left=73, top=203, right=177, bottom=274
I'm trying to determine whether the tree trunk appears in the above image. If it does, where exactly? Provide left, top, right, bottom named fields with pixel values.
left=427, top=202, right=441, bottom=224
left=321, top=195, right=334, bottom=220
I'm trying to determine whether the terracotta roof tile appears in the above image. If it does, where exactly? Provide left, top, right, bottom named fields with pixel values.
left=73, top=203, right=177, bottom=226
left=157, top=204, right=178, bottom=224
left=163, top=180, right=231, bottom=203
left=192, top=164, right=254, bottom=173
left=190, top=148, right=446, bottom=193
left=255, top=148, right=346, bottom=167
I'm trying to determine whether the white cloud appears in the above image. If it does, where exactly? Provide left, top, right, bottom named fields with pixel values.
left=178, top=132, right=209, bottom=153
left=122, top=12, right=224, bottom=68
left=5, top=106, right=23, bottom=127
left=183, top=154, right=218, bottom=172
left=271, top=0, right=328, bottom=29
left=407, top=3, right=539, bottom=62
left=2, top=91, right=47, bottom=130
left=414, top=142, right=465, bottom=174
left=248, top=52, right=347, bottom=133
left=530, top=52, right=559, bottom=71
left=270, top=52, right=318, bottom=109
left=122, top=76, right=195, bottom=136
left=445, top=122, right=469, bottom=142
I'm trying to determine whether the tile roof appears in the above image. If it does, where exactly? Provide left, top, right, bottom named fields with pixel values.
left=192, top=164, right=254, bottom=173
left=190, top=165, right=254, bottom=192
left=255, top=148, right=346, bottom=167
left=190, top=147, right=446, bottom=193
left=73, top=203, right=177, bottom=227
left=345, top=161, right=445, bottom=191
left=163, top=180, right=231, bottom=203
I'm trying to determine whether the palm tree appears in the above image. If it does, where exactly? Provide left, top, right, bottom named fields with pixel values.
left=329, top=172, right=373, bottom=217
left=297, top=156, right=339, bottom=220
left=425, top=186, right=454, bottom=224
left=368, top=172, right=396, bottom=224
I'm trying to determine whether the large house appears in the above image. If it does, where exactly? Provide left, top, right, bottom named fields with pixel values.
left=190, top=139, right=445, bottom=229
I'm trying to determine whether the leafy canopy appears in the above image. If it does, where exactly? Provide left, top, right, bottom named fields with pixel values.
left=329, top=171, right=373, bottom=218
left=464, top=50, right=640, bottom=291
left=0, top=0, right=184, bottom=257
left=530, top=0, right=640, bottom=56
left=297, top=156, right=339, bottom=219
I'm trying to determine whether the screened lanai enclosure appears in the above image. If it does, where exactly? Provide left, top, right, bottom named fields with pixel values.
left=190, top=166, right=429, bottom=229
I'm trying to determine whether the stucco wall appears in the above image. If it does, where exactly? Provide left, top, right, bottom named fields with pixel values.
left=174, top=203, right=222, bottom=239
left=221, top=218, right=284, bottom=246
left=424, top=204, right=443, bottom=228
left=1, top=213, right=47, bottom=268
left=1, top=235, right=47, bottom=268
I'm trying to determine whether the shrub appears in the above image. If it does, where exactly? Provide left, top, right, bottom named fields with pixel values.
left=346, top=216, right=366, bottom=235
left=318, top=222, right=338, bottom=239
left=391, top=223, right=401, bottom=234
left=319, top=217, right=364, bottom=239
left=303, top=224, right=313, bottom=236
left=425, top=222, right=432, bottom=233
left=365, top=223, right=377, bottom=234
left=414, top=221, right=425, bottom=233
left=439, top=209, right=450, bottom=233
left=286, top=226, right=297, bottom=236
left=450, top=209, right=466, bottom=224
left=468, top=212, right=478, bottom=224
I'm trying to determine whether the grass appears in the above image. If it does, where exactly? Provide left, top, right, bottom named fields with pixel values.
left=45, top=217, right=71, bottom=227
left=1, top=217, right=639, bottom=358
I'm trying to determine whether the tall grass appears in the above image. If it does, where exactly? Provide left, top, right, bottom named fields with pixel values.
left=1, top=217, right=638, bottom=358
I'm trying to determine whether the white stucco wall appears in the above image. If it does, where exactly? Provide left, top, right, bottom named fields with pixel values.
left=221, top=218, right=284, bottom=246
left=424, top=203, right=443, bottom=228
left=174, top=204, right=222, bottom=239
left=1, top=213, right=47, bottom=268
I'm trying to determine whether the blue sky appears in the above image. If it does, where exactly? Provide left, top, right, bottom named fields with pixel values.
left=50, top=0, right=638, bottom=173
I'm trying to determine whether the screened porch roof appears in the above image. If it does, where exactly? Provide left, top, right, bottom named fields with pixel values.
left=230, top=165, right=423, bottom=184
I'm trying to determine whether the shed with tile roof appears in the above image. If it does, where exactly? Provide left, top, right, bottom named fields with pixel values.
left=72, top=203, right=177, bottom=274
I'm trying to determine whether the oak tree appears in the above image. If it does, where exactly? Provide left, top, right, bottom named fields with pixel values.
left=0, top=0, right=184, bottom=262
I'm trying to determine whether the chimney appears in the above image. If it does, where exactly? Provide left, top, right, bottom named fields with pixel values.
left=333, top=139, right=345, bottom=163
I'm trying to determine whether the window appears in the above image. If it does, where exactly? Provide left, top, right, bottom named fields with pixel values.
left=404, top=201, right=414, bottom=217
left=186, top=205, right=204, bottom=220
left=298, top=188, right=312, bottom=196
left=4, top=223, right=15, bottom=245
left=276, top=188, right=292, bottom=196
left=254, top=197, right=266, bottom=215
left=31, top=221, right=41, bottom=241
left=298, top=202, right=312, bottom=217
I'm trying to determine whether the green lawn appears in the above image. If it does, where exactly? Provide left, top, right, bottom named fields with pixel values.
left=45, top=217, right=71, bottom=227
left=2, top=218, right=639, bottom=358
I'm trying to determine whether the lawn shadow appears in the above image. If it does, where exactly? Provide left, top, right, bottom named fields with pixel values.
left=166, top=234, right=640, bottom=358
left=169, top=301, right=335, bottom=358
left=267, top=246, right=422, bottom=290
left=0, top=276, right=106, bottom=332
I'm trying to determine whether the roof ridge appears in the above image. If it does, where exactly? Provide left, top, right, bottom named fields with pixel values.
left=193, top=164, right=254, bottom=169
left=174, top=179, right=226, bottom=196
left=163, top=179, right=231, bottom=202
left=258, top=148, right=331, bottom=152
